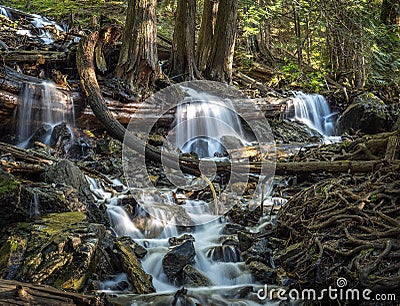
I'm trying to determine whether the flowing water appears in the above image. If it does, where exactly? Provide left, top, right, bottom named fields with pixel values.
left=29, top=193, right=40, bottom=218
left=175, top=87, right=249, bottom=158
left=286, top=91, right=338, bottom=137
left=0, top=6, right=10, bottom=19
left=87, top=177, right=281, bottom=305
left=1, top=5, right=65, bottom=44
left=14, top=82, right=75, bottom=147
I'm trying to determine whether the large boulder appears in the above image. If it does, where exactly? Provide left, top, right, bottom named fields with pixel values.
left=162, top=240, right=196, bottom=280
left=1, top=212, right=105, bottom=291
left=337, top=93, right=394, bottom=134
left=42, top=160, right=93, bottom=202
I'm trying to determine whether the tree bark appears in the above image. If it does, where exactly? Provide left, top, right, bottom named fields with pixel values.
left=204, top=0, right=238, bottom=83
left=169, top=0, right=199, bottom=80
left=196, top=0, right=218, bottom=72
left=115, top=0, right=159, bottom=97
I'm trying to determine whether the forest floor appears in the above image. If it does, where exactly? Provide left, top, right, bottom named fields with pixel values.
left=0, top=3, right=399, bottom=305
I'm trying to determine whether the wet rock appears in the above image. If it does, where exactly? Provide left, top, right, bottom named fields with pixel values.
left=221, top=223, right=245, bottom=235
left=249, top=261, right=277, bottom=283
left=113, top=236, right=155, bottom=294
left=49, top=122, right=72, bottom=150
left=96, top=138, right=122, bottom=155
left=169, top=234, right=195, bottom=247
left=21, top=185, right=86, bottom=216
left=26, top=123, right=52, bottom=147
left=221, top=235, right=239, bottom=248
left=242, top=238, right=272, bottom=265
left=206, top=245, right=242, bottom=262
left=181, top=264, right=212, bottom=287
left=337, top=93, right=394, bottom=134
left=237, top=231, right=254, bottom=252
left=220, top=135, right=243, bottom=150
left=4, top=212, right=106, bottom=291
left=43, top=159, right=93, bottom=202
left=269, top=119, right=322, bottom=143
left=162, top=240, right=196, bottom=280
left=0, top=170, right=22, bottom=227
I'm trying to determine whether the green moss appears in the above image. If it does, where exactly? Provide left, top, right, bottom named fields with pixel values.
left=0, top=240, right=12, bottom=275
left=0, top=175, right=20, bottom=195
left=36, top=212, right=87, bottom=235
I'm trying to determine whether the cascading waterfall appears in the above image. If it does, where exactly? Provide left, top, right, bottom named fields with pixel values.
left=14, top=82, right=75, bottom=147
left=86, top=177, right=272, bottom=304
left=175, top=87, right=248, bottom=158
left=287, top=91, right=337, bottom=137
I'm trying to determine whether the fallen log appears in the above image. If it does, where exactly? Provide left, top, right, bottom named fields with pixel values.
left=274, top=159, right=399, bottom=175
left=1, top=50, right=67, bottom=63
left=0, top=279, right=105, bottom=306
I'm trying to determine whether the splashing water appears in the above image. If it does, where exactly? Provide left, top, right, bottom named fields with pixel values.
left=14, top=82, right=75, bottom=147
left=174, top=87, right=248, bottom=158
left=287, top=91, right=337, bottom=137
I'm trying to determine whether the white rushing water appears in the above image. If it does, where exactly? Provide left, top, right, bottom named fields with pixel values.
left=1, top=5, right=65, bottom=44
left=174, top=87, right=248, bottom=158
left=14, top=82, right=75, bottom=147
left=86, top=177, right=279, bottom=305
left=0, top=6, right=10, bottom=18
left=287, top=91, right=338, bottom=137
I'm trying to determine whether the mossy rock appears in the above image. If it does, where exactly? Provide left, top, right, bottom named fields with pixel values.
left=0, top=170, right=23, bottom=227
left=337, top=93, right=394, bottom=134
left=114, top=236, right=155, bottom=294
left=0, top=212, right=106, bottom=292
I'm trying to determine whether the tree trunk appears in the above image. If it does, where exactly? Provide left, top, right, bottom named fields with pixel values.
left=115, top=0, right=159, bottom=97
left=293, top=3, right=302, bottom=70
left=196, top=0, right=218, bottom=72
left=169, top=0, right=199, bottom=80
left=204, top=0, right=238, bottom=83
left=380, top=0, right=400, bottom=26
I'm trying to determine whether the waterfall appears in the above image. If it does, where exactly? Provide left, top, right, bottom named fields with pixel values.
left=29, top=193, right=40, bottom=218
left=0, top=6, right=10, bottom=18
left=174, top=87, right=248, bottom=158
left=14, top=82, right=75, bottom=147
left=287, top=91, right=337, bottom=137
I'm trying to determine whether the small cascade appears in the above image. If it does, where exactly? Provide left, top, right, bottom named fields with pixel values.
left=14, top=82, right=75, bottom=147
left=175, top=87, right=248, bottom=158
left=0, top=6, right=10, bottom=18
left=287, top=91, right=337, bottom=137
left=29, top=193, right=40, bottom=218
left=87, top=177, right=258, bottom=301
left=1, top=5, right=65, bottom=44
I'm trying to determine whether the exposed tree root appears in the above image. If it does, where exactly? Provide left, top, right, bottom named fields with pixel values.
left=273, top=170, right=400, bottom=293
